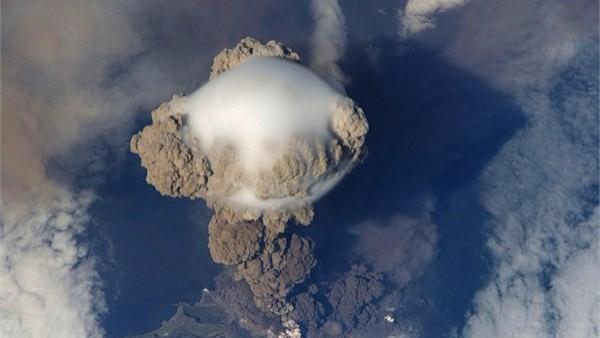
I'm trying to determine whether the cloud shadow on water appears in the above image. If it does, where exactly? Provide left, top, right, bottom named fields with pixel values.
left=302, top=37, right=526, bottom=336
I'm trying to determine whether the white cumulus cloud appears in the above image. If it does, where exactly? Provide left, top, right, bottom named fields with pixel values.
left=1, top=189, right=105, bottom=338
left=461, top=36, right=599, bottom=338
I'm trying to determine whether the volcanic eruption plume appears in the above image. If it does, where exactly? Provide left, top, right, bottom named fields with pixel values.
left=130, top=37, right=370, bottom=330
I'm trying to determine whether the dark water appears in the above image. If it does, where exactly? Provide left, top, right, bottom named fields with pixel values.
left=91, top=149, right=220, bottom=338
left=305, top=38, right=525, bottom=337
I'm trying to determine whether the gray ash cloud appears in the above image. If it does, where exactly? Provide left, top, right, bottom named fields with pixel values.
left=129, top=38, right=385, bottom=337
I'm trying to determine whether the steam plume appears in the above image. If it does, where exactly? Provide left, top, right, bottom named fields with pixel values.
left=309, top=0, right=348, bottom=87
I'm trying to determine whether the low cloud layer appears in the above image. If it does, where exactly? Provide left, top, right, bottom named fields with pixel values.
left=1, top=1, right=144, bottom=336
left=462, top=43, right=600, bottom=337
left=1, top=189, right=105, bottom=338
left=1, top=1, right=181, bottom=336
left=438, top=2, right=600, bottom=337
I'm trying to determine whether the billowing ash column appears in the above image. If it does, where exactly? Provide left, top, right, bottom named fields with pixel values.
left=130, top=37, right=369, bottom=317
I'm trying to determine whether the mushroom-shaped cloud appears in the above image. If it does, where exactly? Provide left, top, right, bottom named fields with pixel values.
left=186, top=57, right=366, bottom=211
left=130, top=37, right=370, bottom=321
left=131, top=38, right=368, bottom=226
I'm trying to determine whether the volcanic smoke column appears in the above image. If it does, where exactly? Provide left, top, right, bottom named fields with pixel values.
left=130, top=38, right=369, bottom=316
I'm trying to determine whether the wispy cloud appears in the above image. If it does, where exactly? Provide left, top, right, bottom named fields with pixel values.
left=398, top=0, right=469, bottom=37
left=350, top=200, right=438, bottom=288
left=443, top=0, right=596, bottom=91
